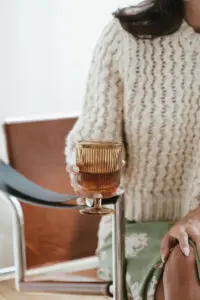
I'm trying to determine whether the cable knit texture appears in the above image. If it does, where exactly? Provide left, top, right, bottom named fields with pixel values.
left=65, top=19, right=200, bottom=233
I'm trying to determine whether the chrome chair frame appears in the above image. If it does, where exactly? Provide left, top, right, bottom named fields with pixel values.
left=0, top=161, right=125, bottom=299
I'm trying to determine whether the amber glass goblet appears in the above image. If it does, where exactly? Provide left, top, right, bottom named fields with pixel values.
left=73, top=141, right=123, bottom=215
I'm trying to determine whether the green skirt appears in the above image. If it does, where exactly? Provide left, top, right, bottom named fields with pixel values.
left=96, top=221, right=200, bottom=300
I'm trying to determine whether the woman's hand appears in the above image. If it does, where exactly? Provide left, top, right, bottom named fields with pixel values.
left=160, top=207, right=200, bottom=262
left=66, top=164, right=80, bottom=192
left=66, top=164, right=96, bottom=198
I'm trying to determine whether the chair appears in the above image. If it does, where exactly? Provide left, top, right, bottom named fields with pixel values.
left=0, top=120, right=125, bottom=300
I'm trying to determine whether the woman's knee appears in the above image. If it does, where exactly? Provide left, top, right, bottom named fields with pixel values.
left=163, top=244, right=200, bottom=299
left=164, top=244, right=196, bottom=278
left=155, top=280, right=164, bottom=300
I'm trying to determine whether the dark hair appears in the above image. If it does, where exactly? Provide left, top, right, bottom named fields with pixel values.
left=113, top=0, right=185, bottom=38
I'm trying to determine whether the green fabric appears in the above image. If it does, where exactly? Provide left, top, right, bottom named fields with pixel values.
left=97, top=221, right=200, bottom=300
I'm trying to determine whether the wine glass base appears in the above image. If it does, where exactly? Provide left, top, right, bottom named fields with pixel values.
left=80, top=207, right=114, bottom=216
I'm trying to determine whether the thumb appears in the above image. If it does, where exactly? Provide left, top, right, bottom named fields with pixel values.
left=178, top=232, right=190, bottom=257
left=160, top=233, right=171, bottom=262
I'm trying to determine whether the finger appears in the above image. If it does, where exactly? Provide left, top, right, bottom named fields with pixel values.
left=196, top=240, right=200, bottom=259
left=160, top=233, right=171, bottom=262
left=187, top=226, right=200, bottom=258
left=177, top=231, right=190, bottom=257
left=66, top=164, right=80, bottom=174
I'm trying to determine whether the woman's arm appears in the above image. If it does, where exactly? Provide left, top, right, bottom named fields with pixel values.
left=65, top=19, right=124, bottom=165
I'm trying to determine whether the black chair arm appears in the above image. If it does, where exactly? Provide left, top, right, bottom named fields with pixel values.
left=0, top=160, right=117, bottom=209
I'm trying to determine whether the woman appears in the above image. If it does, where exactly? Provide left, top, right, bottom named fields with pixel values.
left=65, top=0, right=200, bottom=299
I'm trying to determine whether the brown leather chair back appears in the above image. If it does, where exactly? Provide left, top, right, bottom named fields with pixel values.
left=4, top=118, right=100, bottom=269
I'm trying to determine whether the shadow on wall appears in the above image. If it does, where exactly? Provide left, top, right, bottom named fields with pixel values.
left=0, top=193, right=13, bottom=268
left=0, top=123, right=13, bottom=269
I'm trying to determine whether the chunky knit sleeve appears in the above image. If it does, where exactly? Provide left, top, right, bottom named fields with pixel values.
left=65, top=19, right=124, bottom=164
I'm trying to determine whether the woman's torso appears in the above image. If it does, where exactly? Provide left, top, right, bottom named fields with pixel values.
left=121, top=22, right=200, bottom=221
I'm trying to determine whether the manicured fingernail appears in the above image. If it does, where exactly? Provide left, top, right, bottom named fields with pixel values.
left=161, top=256, right=165, bottom=263
left=184, top=247, right=190, bottom=257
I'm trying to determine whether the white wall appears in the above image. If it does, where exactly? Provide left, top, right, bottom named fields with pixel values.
left=0, top=0, right=140, bottom=269
left=0, top=0, right=122, bottom=270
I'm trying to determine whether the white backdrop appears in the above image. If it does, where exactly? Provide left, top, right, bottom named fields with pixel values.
left=0, top=0, right=140, bottom=269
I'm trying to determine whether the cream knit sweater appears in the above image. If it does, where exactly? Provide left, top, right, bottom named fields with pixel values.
left=65, top=18, right=200, bottom=223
